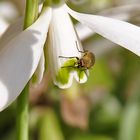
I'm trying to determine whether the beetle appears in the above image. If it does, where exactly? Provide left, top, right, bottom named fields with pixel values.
left=59, top=41, right=95, bottom=70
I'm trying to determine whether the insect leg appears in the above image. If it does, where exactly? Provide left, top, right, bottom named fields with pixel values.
left=59, top=56, right=79, bottom=60
left=78, top=71, right=82, bottom=82
left=84, top=70, right=89, bottom=78
left=61, top=66, right=75, bottom=69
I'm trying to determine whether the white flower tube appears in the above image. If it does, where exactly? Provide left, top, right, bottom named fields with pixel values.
left=48, top=5, right=88, bottom=89
left=65, top=4, right=140, bottom=56
left=0, top=7, right=52, bottom=111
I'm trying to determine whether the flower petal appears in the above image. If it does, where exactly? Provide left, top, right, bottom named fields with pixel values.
left=65, top=4, right=140, bottom=56
left=48, top=5, right=87, bottom=89
left=0, top=18, right=23, bottom=49
left=76, top=4, right=140, bottom=41
left=0, top=7, right=52, bottom=111
left=33, top=52, right=45, bottom=84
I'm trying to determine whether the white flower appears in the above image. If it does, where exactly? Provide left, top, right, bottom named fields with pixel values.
left=48, top=5, right=88, bottom=89
left=0, top=3, right=140, bottom=111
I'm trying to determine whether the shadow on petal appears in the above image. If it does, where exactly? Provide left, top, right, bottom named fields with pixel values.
left=0, top=29, right=43, bottom=111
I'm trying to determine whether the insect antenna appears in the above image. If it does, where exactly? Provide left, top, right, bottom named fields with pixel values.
left=75, top=41, right=85, bottom=53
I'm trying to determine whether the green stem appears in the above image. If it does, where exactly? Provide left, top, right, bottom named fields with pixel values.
left=43, top=0, right=63, bottom=8
left=16, top=0, right=38, bottom=140
left=17, top=85, right=29, bottom=140
left=24, top=0, right=38, bottom=29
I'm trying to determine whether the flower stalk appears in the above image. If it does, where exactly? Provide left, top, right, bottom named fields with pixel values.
left=16, top=0, right=38, bottom=140
left=24, top=0, right=38, bottom=28
left=43, top=0, right=64, bottom=8
left=16, top=85, right=29, bottom=140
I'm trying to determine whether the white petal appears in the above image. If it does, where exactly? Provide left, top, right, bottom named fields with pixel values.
left=48, top=5, right=87, bottom=89
left=65, top=4, right=140, bottom=56
left=0, top=7, right=52, bottom=111
left=73, top=70, right=88, bottom=83
left=33, top=52, right=45, bottom=84
left=76, top=4, right=140, bottom=40
left=0, top=18, right=23, bottom=49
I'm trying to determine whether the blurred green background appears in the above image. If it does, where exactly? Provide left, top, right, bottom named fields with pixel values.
left=1, top=0, right=140, bottom=140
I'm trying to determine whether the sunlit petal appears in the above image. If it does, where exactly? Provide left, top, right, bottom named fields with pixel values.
left=76, top=4, right=140, bottom=41
left=48, top=5, right=87, bottom=89
left=65, top=4, right=140, bottom=56
left=0, top=7, right=52, bottom=111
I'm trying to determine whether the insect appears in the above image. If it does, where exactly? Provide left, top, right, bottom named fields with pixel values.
left=59, top=41, right=95, bottom=71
